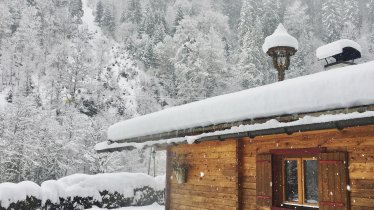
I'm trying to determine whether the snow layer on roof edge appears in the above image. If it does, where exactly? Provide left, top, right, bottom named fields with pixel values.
left=316, top=39, right=362, bottom=60
left=262, top=23, right=299, bottom=53
left=96, top=111, right=374, bottom=151
left=107, top=61, right=374, bottom=142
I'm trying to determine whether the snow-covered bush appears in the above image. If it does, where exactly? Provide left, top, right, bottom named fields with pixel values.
left=0, top=196, right=41, bottom=210
left=99, top=190, right=133, bottom=209
left=133, top=186, right=156, bottom=206
left=0, top=173, right=165, bottom=209
left=0, top=181, right=41, bottom=210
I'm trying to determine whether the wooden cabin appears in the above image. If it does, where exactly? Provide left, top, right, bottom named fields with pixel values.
left=95, top=61, right=374, bottom=210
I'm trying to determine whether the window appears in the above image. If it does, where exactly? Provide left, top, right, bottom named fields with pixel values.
left=256, top=150, right=349, bottom=210
left=283, top=157, right=318, bottom=207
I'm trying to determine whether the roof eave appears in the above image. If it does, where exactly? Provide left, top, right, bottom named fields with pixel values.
left=96, top=105, right=374, bottom=153
left=111, top=105, right=374, bottom=143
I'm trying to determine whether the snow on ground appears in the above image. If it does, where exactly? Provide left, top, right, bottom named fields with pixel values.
left=316, top=39, right=362, bottom=60
left=105, top=61, right=374, bottom=143
left=87, top=203, right=164, bottom=210
left=0, top=181, right=41, bottom=209
left=262, top=23, right=298, bottom=53
left=88, top=203, right=164, bottom=210
left=96, top=110, right=374, bottom=150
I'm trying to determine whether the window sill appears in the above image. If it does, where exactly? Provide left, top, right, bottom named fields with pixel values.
left=272, top=204, right=319, bottom=210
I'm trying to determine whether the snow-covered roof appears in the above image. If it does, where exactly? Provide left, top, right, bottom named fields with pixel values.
left=96, top=110, right=374, bottom=151
left=262, top=23, right=299, bottom=53
left=106, top=61, right=374, bottom=144
left=316, top=39, right=362, bottom=60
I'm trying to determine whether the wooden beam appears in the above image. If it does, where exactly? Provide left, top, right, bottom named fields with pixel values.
left=270, top=147, right=326, bottom=155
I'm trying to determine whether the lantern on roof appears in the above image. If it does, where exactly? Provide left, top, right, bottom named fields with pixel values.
left=262, top=24, right=298, bottom=81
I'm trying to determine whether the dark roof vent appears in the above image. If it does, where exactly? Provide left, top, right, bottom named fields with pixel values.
left=316, top=39, right=361, bottom=69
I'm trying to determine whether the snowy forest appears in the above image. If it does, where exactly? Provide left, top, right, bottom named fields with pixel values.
left=1, top=0, right=374, bottom=185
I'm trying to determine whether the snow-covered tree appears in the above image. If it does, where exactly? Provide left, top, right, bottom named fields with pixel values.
left=237, top=19, right=265, bottom=88
left=341, top=0, right=360, bottom=40
left=237, top=0, right=267, bottom=88
left=172, top=13, right=229, bottom=102
left=102, top=7, right=116, bottom=35
left=172, top=6, right=183, bottom=34
left=284, top=0, right=314, bottom=78
left=321, top=0, right=343, bottom=42
left=127, top=0, right=143, bottom=25
left=69, top=0, right=84, bottom=24
left=261, top=0, right=281, bottom=36
left=95, top=1, right=104, bottom=25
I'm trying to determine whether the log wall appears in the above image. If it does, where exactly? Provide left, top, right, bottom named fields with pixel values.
left=167, top=139, right=239, bottom=210
left=166, top=125, right=374, bottom=210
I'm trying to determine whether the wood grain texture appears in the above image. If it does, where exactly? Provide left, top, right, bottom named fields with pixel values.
left=168, top=139, right=238, bottom=210
left=167, top=125, right=374, bottom=210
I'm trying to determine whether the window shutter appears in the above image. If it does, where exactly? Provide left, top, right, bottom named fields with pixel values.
left=256, top=154, right=272, bottom=208
left=318, top=152, right=348, bottom=210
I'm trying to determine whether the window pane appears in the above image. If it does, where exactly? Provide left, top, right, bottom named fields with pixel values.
left=304, top=160, right=318, bottom=204
left=285, top=160, right=298, bottom=202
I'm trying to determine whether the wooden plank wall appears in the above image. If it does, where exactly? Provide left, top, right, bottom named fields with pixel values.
left=240, top=125, right=374, bottom=210
left=166, top=125, right=374, bottom=210
left=168, top=139, right=239, bottom=210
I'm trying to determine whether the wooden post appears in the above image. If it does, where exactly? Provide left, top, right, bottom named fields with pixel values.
left=165, top=146, right=172, bottom=210
left=237, top=138, right=243, bottom=210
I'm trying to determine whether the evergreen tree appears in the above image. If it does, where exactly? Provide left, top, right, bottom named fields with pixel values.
left=172, top=13, right=229, bottom=102
left=343, top=0, right=360, bottom=27
left=237, top=0, right=267, bottom=87
left=173, top=6, right=183, bottom=33
left=102, top=7, right=116, bottom=34
left=238, top=0, right=255, bottom=45
left=142, top=39, right=156, bottom=68
left=221, top=0, right=242, bottom=30
left=120, top=10, right=126, bottom=23
left=237, top=18, right=265, bottom=88
left=261, top=0, right=281, bottom=36
left=284, top=0, right=314, bottom=78
left=69, top=0, right=83, bottom=24
left=341, top=0, right=360, bottom=40
left=95, top=1, right=104, bottom=25
left=321, top=0, right=343, bottom=42
left=153, top=23, right=166, bottom=44
left=141, top=6, right=155, bottom=35
left=12, top=6, right=43, bottom=96
left=128, top=0, right=142, bottom=25
left=0, top=2, right=12, bottom=44
left=369, top=21, right=374, bottom=54
left=368, top=0, right=374, bottom=26
left=284, top=0, right=310, bottom=38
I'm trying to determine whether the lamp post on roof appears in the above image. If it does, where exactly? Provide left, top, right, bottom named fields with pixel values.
left=262, top=23, right=298, bottom=81
left=151, top=147, right=156, bottom=177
